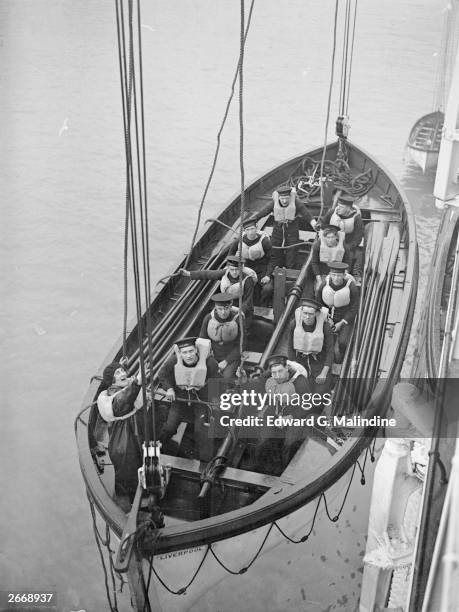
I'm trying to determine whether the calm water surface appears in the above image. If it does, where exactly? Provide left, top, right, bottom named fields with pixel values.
left=0, top=1, right=445, bottom=610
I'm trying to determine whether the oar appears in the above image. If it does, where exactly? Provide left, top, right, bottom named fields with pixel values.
left=363, top=228, right=401, bottom=384
left=353, top=228, right=400, bottom=407
left=335, top=223, right=387, bottom=411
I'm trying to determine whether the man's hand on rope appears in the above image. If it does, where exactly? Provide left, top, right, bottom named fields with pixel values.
left=260, top=275, right=270, bottom=285
left=179, top=268, right=191, bottom=277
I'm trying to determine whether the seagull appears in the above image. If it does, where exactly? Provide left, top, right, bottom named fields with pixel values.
left=141, top=23, right=155, bottom=32
left=59, top=118, right=69, bottom=137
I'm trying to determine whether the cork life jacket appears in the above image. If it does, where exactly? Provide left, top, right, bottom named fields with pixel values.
left=273, top=190, right=296, bottom=223
left=207, top=307, right=240, bottom=343
left=293, top=306, right=329, bottom=355
left=265, top=365, right=305, bottom=413
left=319, top=231, right=345, bottom=264
left=97, top=382, right=141, bottom=423
left=322, top=275, right=353, bottom=309
left=220, top=266, right=257, bottom=298
left=237, top=232, right=267, bottom=261
left=173, top=338, right=211, bottom=390
left=329, top=205, right=361, bottom=234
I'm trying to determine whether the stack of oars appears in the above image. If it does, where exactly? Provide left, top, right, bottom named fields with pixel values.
left=333, top=221, right=401, bottom=415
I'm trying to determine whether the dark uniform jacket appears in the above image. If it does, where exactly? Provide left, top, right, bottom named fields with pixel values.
left=315, top=278, right=360, bottom=324
left=287, top=318, right=334, bottom=371
left=102, top=380, right=144, bottom=500
left=199, top=311, right=244, bottom=364
left=189, top=268, right=255, bottom=317
left=229, top=234, right=272, bottom=279
left=251, top=199, right=313, bottom=254
left=310, top=239, right=352, bottom=277
left=157, top=353, right=220, bottom=401
left=320, top=208, right=364, bottom=250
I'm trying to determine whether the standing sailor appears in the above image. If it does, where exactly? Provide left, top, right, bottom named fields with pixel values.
left=315, top=261, right=359, bottom=362
left=287, top=298, right=334, bottom=395
left=180, top=256, right=257, bottom=327
left=97, top=362, right=145, bottom=506
left=199, top=293, right=244, bottom=381
left=249, top=186, right=316, bottom=270
left=319, top=194, right=364, bottom=281
left=157, top=337, right=220, bottom=453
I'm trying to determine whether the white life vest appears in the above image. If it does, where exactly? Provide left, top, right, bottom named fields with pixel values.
left=319, top=231, right=346, bottom=263
left=330, top=205, right=361, bottom=234
left=237, top=232, right=267, bottom=261
left=207, top=307, right=239, bottom=343
left=293, top=307, right=328, bottom=355
left=173, top=338, right=211, bottom=390
left=322, top=276, right=353, bottom=309
left=220, top=267, right=257, bottom=298
left=265, top=368, right=301, bottom=406
left=97, top=383, right=141, bottom=423
left=273, top=189, right=296, bottom=223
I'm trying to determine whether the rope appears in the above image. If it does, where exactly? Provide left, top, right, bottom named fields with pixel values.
left=89, top=496, right=120, bottom=612
left=137, top=447, right=368, bottom=598
left=345, top=0, right=358, bottom=115
left=183, top=0, right=255, bottom=271
left=237, top=0, right=246, bottom=373
left=318, top=0, right=339, bottom=223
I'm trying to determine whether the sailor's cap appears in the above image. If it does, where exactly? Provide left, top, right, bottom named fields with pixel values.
left=322, top=224, right=340, bottom=235
left=337, top=193, right=355, bottom=205
left=267, top=354, right=288, bottom=367
left=211, top=293, right=233, bottom=304
left=226, top=255, right=245, bottom=265
left=327, top=261, right=349, bottom=272
left=276, top=185, right=293, bottom=196
left=242, top=218, right=258, bottom=229
left=300, top=298, right=322, bottom=311
left=175, top=337, right=197, bottom=350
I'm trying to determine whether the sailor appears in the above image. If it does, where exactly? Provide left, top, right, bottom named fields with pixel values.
left=249, top=186, right=316, bottom=270
left=230, top=218, right=272, bottom=280
left=316, top=261, right=359, bottom=362
left=199, top=293, right=244, bottom=381
left=310, top=224, right=352, bottom=292
left=180, top=256, right=256, bottom=327
left=319, top=193, right=364, bottom=281
left=97, top=361, right=145, bottom=506
left=157, top=337, right=220, bottom=450
left=255, top=354, right=312, bottom=472
left=229, top=219, right=273, bottom=304
left=287, top=298, right=334, bottom=395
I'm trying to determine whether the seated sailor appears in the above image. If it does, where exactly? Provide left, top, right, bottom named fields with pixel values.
left=249, top=185, right=316, bottom=270
left=255, top=354, right=312, bottom=472
left=199, top=292, right=244, bottom=381
left=310, top=224, right=351, bottom=292
left=319, top=193, right=364, bottom=281
left=180, top=255, right=256, bottom=327
left=97, top=361, right=145, bottom=505
left=157, top=337, right=220, bottom=450
left=230, top=218, right=273, bottom=304
left=315, top=261, right=359, bottom=363
left=287, top=298, right=334, bottom=396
